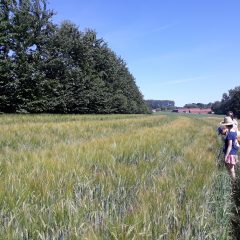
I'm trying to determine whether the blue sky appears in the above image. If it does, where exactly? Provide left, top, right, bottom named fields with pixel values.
left=48, top=0, right=240, bottom=107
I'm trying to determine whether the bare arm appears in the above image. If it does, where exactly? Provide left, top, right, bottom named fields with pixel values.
left=225, top=139, right=232, bottom=161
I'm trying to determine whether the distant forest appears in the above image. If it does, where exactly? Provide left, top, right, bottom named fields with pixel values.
left=183, top=103, right=212, bottom=109
left=146, top=100, right=175, bottom=110
left=146, top=87, right=240, bottom=119
left=212, top=86, right=240, bottom=118
left=0, top=0, right=149, bottom=114
left=182, top=86, right=240, bottom=118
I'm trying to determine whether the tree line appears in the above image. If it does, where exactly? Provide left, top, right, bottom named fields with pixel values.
left=182, top=86, right=240, bottom=119
left=212, top=86, right=240, bottom=118
left=183, top=102, right=212, bottom=109
left=0, top=0, right=149, bottom=114
left=146, top=100, right=175, bottom=111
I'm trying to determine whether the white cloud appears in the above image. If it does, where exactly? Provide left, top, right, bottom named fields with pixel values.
left=150, top=23, right=177, bottom=33
left=159, top=75, right=212, bottom=86
left=103, top=22, right=175, bottom=49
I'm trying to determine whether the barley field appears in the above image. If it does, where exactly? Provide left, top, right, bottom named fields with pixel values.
left=0, top=113, right=235, bottom=239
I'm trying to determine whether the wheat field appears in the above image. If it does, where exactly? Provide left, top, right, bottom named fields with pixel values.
left=0, top=113, right=234, bottom=239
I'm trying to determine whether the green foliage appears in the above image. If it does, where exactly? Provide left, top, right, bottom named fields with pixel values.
left=183, top=102, right=212, bottom=109
left=212, top=86, right=240, bottom=118
left=0, top=0, right=55, bottom=112
left=0, top=1, right=149, bottom=114
left=146, top=100, right=175, bottom=110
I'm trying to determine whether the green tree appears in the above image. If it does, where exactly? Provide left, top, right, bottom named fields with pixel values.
left=0, top=0, right=55, bottom=112
left=0, top=0, right=16, bottom=112
left=0, top=1, right=149, bottom=114
left=212, top=86, right=240, bottom=118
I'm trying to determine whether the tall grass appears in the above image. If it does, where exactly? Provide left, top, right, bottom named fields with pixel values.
left=0, top=114, right=233, bottom=239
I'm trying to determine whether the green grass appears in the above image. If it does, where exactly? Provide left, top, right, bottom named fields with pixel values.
left=0, top=113, right=233, bottom=239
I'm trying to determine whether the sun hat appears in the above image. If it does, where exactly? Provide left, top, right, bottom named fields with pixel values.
left=220, top=116, right=234, bottom=126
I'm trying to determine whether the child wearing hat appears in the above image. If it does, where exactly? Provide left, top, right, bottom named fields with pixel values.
left=226, top=111, right=238, bottom=131
left=220, top=116, right=239, bottom=181
left=226, top=111, right=240, bottom=144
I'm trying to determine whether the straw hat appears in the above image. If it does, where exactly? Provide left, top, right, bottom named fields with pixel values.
left=220, top=116, right=234, bottom=125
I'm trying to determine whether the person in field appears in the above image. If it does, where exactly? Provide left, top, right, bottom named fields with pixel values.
left=226, top=111, right=240, bottom=144
left=220, top=116, right=239, bottom=181
left=226, top=111, right=239, bottom=131
left=216, top=125, right=228, bottom=166
left=217, top=125, right=228, bottom=138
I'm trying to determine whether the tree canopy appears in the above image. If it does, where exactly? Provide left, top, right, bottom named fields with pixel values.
left=212, top=86, right=240, bottom=118
left=146, top=100, right=175, bottom=111
left=0, top=0, right=149, bottom=114
left=183, top=103, right=212, bottom=109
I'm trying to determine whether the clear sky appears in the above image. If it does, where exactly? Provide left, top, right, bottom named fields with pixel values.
left=48, top=0, right=240, bottom=107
